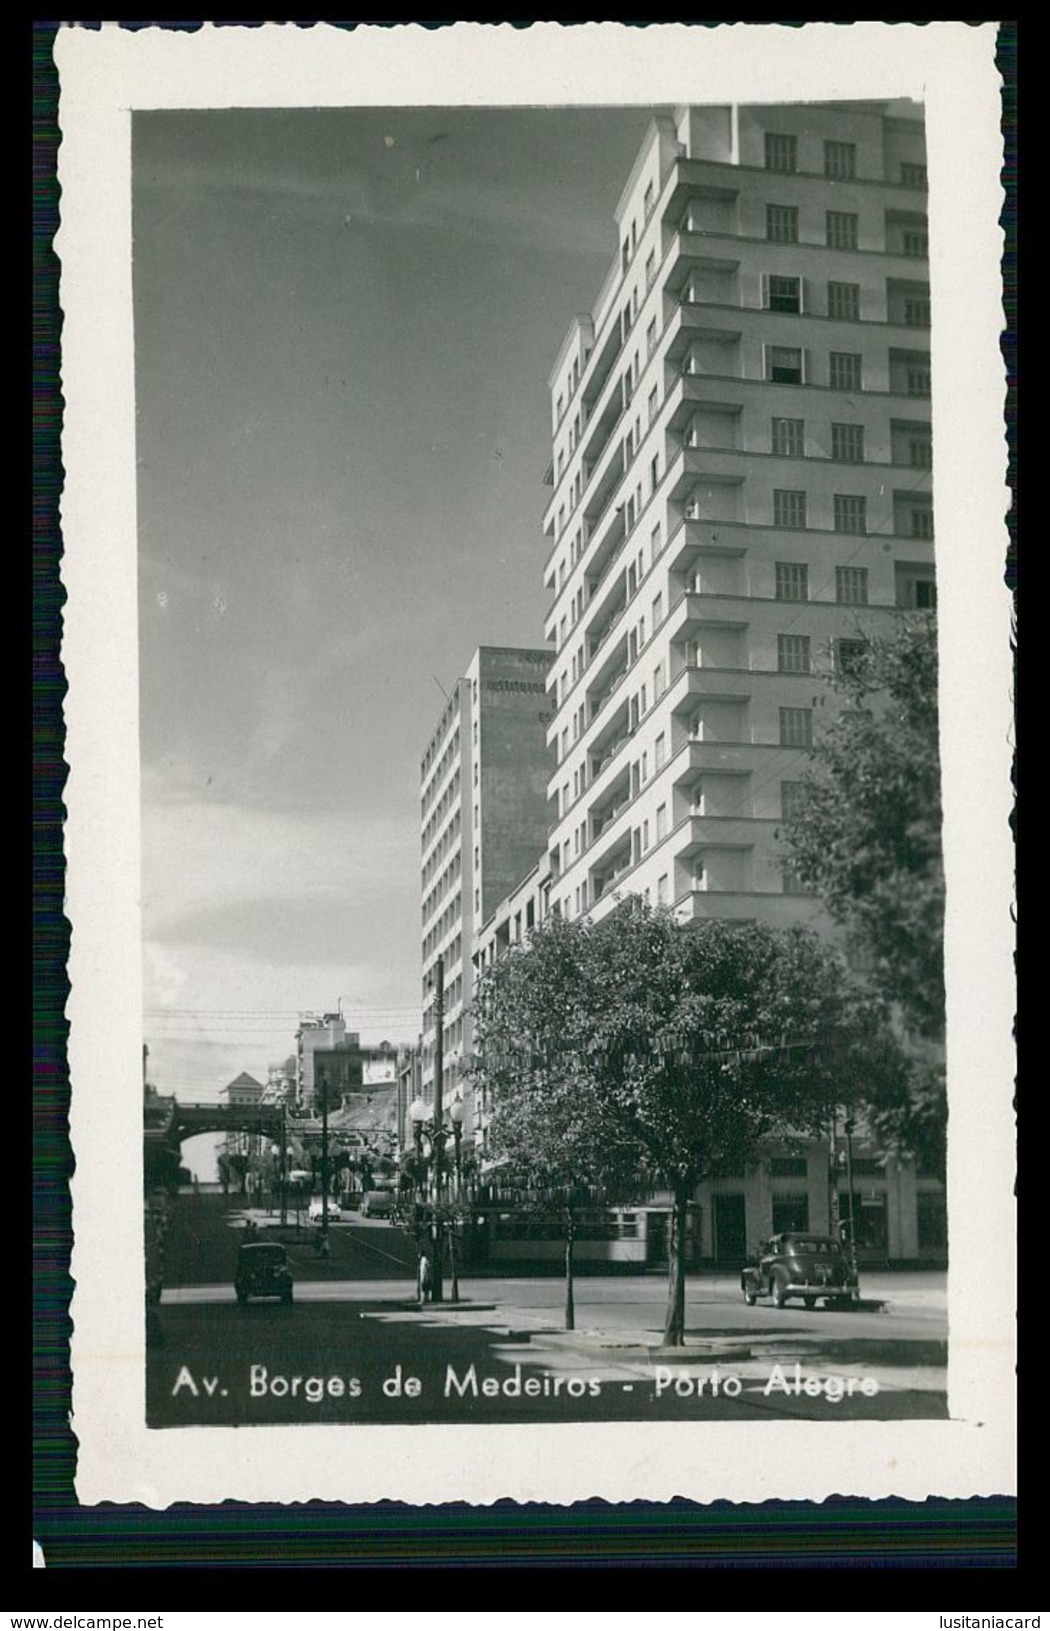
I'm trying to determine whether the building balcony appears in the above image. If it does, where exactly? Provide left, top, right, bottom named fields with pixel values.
left=669, top=738, right=756, bottom=780
left=665, top=590, right=750, bottom=647
left=673, top=812, right=769, bottom=857
left=670, top=665, right=753, bottom=707
left=586, top=630, right=630, bottom=706
left=673, top=887, right=824, bottom=930
left=587, top=693, right=632, bottom=762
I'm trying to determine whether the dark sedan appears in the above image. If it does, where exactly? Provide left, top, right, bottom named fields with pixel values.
left=234, top=1241, right=294, bottom=1306
left=741, top=1232, right=859, bottom=1310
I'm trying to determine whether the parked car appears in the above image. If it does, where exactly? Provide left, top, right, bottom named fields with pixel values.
left=234, top=1241, right=294, bottom=1306
left=741, top=1232, right=859, bottom=1310
left=360, top=1190, right=394, bottom=1219
left=308, top=1196, right=342, bottom=1224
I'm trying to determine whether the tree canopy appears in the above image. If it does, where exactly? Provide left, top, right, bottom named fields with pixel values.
left=777, top=613, right=946, bottom=1174
left=472, top=901, right=907, bottom=1343
left=778, top=612, right=944, bottom=1040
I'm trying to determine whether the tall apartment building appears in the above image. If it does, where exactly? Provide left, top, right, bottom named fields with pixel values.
left=419, top=646, right=551, bottom=1125
left=542, top=102, right=934, bottom=931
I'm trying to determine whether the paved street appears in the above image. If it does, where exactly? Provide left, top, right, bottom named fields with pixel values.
left=148, top=1193, right=948, bottom=1425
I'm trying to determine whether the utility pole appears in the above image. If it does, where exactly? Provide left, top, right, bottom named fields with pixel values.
left=280, top=1103, right=288, bottom=1227
left=431, top=954, right=445, bottom=1303
left=319, top=1066, right=331, bottom=1253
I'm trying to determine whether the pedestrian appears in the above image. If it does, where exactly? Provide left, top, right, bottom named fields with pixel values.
left=417, top=1251, right=432, bottom=1306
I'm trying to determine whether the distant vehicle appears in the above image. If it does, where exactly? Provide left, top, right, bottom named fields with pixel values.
left=235, top=1241, right=294, bottom=1306
left=741, top=1233, right=859, bottom=1310
left=308, top=1196, right=342, bottom=1224
left=360, top=1190, right=394, bottom=1219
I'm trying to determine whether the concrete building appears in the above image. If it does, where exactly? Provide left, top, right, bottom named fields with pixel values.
left=295, top=1012, right=396, bottom=1113
left=468, top=101, right=944, bottom=1267
left=541, top=101, right=933, bottom=929
left=419, top=646, right=552, bottom=1128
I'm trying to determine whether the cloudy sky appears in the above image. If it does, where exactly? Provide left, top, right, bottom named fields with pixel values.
left=134, top=103, right=663, bottom=1103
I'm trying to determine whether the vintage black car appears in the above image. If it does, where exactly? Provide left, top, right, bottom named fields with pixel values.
left=741, top=1232, right=859, bottom=1310
left=234, top=1241, right=294, bottom=1306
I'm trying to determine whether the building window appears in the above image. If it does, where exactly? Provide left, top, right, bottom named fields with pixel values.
left=831, top=422, right=865, bottom=463
left=654, top=732, right=666, bottom=770
left=780, top=780, right=808, bottom=821
left=835, top=637, right=869, bottom=676
left=646, top=316, right=657, bottom=357
left=657, top=872, right=669, bottom=905
left=775, top=561, right=809, bottom=602
left=824, top=139, right=857, bottom=180
left=833, top=493, right=868, bottom=534
left=651, top=521, right=663, bottom=557
left=903, top=297, right=931, bottom=327
left=643, top=180, right=655, bottom=221
left=767, top=273, right=802, bottom=313
left=914, top=578, right=937, bottom=608
left=910, top=506, right=935, bottom=540
left=772, top=417, right=804, bottom=457
left=906, top=365, right=932, bottom=397
left=826, top=210, right=859, bottom=251
left=648, top=385, right=659, bottom=427
left=901, top=161, right=929, bottom=188
left=656, top=803, right=667, bottom=840
left=764, top=132, right=798, bottom=173
left=909, top=434, right=933, bottom=469
left=774, top=489, right=808, bottom=529
left=777, top=633, right=812, bottom=674
left=768, top=346, right=804, bottom=384
left=645, top=250, right=656, bottom=292
left=827, top=280, right=860, bottom=321
left=836, top=565, right=869, bottom=605
left=902, top=229, right=929, bottom=258
left=766, top=204, right=799, bottom=243
left=779, top=707, right=814, bottom=748
left=829, top=351, right=863, bottom=391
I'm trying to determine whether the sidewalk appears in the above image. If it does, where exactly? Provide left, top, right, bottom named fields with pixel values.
left=358, top=1272, right=948, bottom=1394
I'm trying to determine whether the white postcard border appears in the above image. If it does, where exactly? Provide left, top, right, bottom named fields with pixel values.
left=57, top=20, right=1015, bottom=1506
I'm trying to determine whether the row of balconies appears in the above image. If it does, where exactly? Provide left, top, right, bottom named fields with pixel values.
left=554, top=139, right=927, bottom=496
left=545, top=307, right=930, bottom=619
left=551, top=517, right=932, bottom=736
left=546, top=203, right=930, bottom=543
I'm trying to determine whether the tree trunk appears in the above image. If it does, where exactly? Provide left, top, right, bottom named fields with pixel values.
left=662, top=1183, right=689, bottom=1347
left=564, top=1204, right=576, bottom=1332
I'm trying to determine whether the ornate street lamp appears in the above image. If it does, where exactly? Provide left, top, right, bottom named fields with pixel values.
left=408, top=1094, right=467, bottom=1304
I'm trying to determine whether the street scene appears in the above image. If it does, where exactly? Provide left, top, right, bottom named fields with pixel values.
left=147, top=1190, right=946, bottom=1426
left=135, top=97, right=954, bottom=1436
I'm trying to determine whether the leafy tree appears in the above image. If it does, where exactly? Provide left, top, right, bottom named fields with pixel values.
left=778, top=613, right=946, bottom=1170
left=779, top=613, right=944, bottom=1038
left=472, top=902, right=905, bottom=1345
left=471, top=911, right=643, bottom=1330
left=586, top=902, right=904, bottom=1344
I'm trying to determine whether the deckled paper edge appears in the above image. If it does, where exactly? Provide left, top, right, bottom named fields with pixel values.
left=56, top=19, right=1015, bottom=1507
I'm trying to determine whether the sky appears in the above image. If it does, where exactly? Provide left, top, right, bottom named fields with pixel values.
left=134, top=104, right=664, bottom=1108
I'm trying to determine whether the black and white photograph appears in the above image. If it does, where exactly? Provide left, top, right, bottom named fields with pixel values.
left=57, top=22, right=1013, bottom=1507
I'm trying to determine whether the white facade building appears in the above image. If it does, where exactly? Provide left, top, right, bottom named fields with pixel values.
left=541, top=102, right=934, bottom=932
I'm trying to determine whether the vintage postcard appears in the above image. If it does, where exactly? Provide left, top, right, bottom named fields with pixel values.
left=57, top=21, right=1014, bottom=1506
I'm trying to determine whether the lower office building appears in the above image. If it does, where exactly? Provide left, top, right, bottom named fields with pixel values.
left=419, top=646, right=552, bottom=1135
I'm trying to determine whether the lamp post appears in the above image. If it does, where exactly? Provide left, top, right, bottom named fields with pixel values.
left=409, top=1093, right=467, bottom=1304
left=842, top=1114, right=859, bottom=1277
left=447, top=1097, right=465, bottom=1302
left=317, top=1066, right=331, bottom=1253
